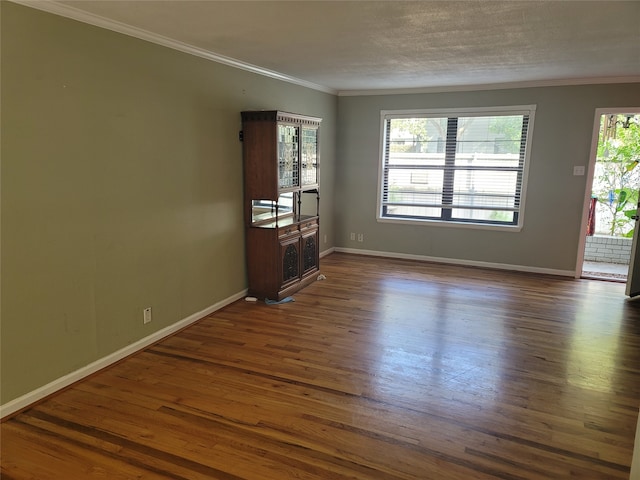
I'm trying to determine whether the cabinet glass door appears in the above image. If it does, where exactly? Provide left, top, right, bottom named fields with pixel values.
left=301, top=127, right=318, bottom=187
left=278, top=124, right=299, bottom=189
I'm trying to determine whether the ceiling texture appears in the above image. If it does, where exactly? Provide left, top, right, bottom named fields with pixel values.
left=16, top=0, right=640, bottom=94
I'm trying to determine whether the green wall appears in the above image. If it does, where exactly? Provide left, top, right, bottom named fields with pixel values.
left=1, top=2, right=337, bottom=405
left=336, top=85, right=640, bottom=271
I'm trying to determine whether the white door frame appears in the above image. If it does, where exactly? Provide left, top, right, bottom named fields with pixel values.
left=575, top=107, right=640, bottom=279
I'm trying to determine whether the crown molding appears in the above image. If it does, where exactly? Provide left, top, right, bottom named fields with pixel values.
left=10, top=2, right=639, bottom=101
left=338, top=76, right=640, bottom=96
left=9, top=0, right=337, bottom=95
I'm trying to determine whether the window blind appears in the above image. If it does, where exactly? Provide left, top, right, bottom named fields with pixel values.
left=380, top=108, right=533, bottom=227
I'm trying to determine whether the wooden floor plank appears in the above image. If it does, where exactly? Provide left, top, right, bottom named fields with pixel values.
left=2, top=252, right=639, bottom=479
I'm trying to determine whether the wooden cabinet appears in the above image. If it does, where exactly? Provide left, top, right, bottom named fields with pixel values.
left=241, top=111, right=321, bottom=300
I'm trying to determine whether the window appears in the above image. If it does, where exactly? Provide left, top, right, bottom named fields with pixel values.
left=378, top=106, right=535, bottom=229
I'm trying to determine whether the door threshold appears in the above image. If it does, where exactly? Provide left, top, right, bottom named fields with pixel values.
left=581, top=272, right=627, bottom=283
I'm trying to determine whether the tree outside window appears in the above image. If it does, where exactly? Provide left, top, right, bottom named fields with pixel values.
left=592, top=115, right=640, bottom=237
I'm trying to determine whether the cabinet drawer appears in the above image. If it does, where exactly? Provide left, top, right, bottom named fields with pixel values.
left=278, top=225, right=298, bottom=238
left=299, top=219, right=318, bottom=231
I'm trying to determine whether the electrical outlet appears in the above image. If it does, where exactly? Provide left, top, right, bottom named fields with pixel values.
left=357, top=233, right=364, bottom=242
left=324, top=234, right=327, bottom=243
left=143, top=307, right=152, bottom=324
left=350, top=232, right=356, bottom=241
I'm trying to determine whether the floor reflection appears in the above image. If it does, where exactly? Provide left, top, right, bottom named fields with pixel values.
left=566, top=282, right=624, bottom=394
left=370, top=277, right=505, bottom=407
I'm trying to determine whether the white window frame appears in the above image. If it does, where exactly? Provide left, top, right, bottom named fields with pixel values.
left=377, top=105, right=536, bottom=232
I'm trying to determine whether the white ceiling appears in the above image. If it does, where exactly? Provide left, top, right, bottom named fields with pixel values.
left=20, top=0, right=640, bottom=94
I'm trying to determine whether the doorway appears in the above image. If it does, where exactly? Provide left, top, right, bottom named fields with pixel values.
left=578, top=110, right=640, bottom=283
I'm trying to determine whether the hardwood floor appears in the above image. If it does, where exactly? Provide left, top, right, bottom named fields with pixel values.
left=2, top=252, right=640, bottom=479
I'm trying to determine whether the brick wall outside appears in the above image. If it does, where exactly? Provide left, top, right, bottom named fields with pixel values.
left=584, top=235, right=632, bottom=264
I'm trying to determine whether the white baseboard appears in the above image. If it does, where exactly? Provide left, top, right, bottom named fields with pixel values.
left=0, top=248, right=570, bottom=419
left=334, top=247, right=575, bottom=277
left=0, top=289, right=248, bottom=420
left=320, top=246, right=335, bottom=258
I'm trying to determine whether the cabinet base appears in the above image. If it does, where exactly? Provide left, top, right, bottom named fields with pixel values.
left=250, top=269, right=320, bottom=302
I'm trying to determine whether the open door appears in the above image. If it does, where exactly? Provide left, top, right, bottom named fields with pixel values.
left=577, top=109, right=640, bottom=292
left=626, top=202, right=640, bottom=297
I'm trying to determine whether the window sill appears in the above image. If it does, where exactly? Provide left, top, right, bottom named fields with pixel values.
left=376, top=216, right=523, bottom=232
